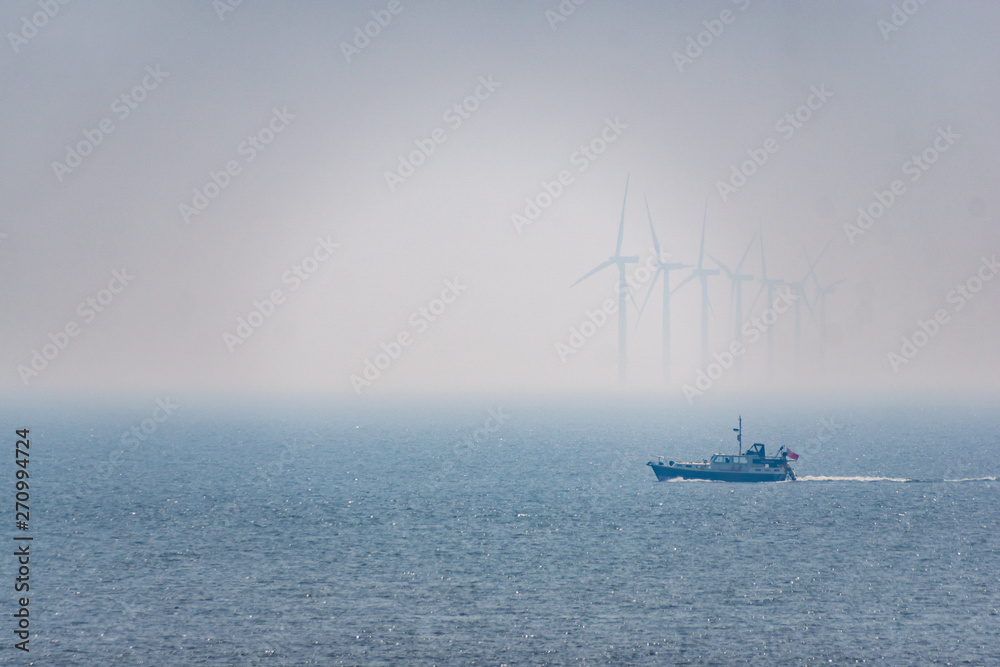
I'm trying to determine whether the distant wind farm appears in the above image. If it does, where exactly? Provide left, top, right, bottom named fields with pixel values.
left=571, top=178, right=841, bottom=393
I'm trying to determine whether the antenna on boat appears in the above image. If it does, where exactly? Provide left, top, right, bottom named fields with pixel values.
left=734, top=415, right=742, bottom=455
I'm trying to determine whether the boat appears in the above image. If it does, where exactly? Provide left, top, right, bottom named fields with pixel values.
left=647, top=416, right=796, bottom=482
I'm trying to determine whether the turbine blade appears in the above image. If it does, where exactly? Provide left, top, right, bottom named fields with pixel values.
left=727, top=280, right=737, bottom=334
left=804, top=238, right=833, bottom=288
left=736, top=232, right=757, bottom=275
left=644, top=196, right=661, bottom=262
left=670, top=270, right=698, bottom=294
left=571, top=259, right=615, bottom=287
left=804, top=291, right=819, bottom=328
left=615, top=174, right=629, bottom=256
left=697, top=195, right=709, bottom=270
left=803, top=248, right=820, bottom=290
left=804, top=243, right=825, bottom=289
left=707, top=252, right=734, bottom=279
left=747, top=283, right=766, bottom=313
left=759, top=222, right=768, bottom=281
left=816, top=238, right=833, bottom=265
left=627, top=284, right=640, bottom=312
left=637, top=266, right=664, bottom=321
left=824, top=278, right=846, bottom=292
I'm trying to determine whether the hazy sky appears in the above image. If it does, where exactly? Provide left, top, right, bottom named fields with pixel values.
left=2, top=1, right=998, bottom=398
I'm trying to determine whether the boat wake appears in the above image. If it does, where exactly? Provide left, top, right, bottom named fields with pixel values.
left=798, top=475, right=912, bottom=482
left=798, top=475, right=997, bottom=483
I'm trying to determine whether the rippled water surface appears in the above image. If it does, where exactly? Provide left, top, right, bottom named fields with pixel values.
left=12, top=397, right=1000, bottom=664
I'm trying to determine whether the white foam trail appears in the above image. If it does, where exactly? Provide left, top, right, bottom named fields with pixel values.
left=798, top=475, right=996, bottom=483
left=797, top=475, right=912, bottom=482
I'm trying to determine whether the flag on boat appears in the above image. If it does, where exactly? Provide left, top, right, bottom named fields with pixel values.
left=785, top=448, right=799, bottom=460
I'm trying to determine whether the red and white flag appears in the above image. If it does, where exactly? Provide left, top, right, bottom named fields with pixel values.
left=786, top=449, right=799, bottom=460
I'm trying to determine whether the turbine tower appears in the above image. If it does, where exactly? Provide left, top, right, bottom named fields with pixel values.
left=785, top=254, right=821, bottom=374
left=707, top=233, right=756, bottom=371
left=749, top=224, right=785, bottom=379
left=803, top=242, right=842, bottom=365
left=637, top=197, right=690, bottom=384
left=674, top=198, right=720, bottom=369
left=572, top=176, right=639, bottom=385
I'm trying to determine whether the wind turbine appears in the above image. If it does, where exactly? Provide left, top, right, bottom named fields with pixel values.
left=707, top=233, right=756, bottom=345
left=637, top=197, right=691, bottom=383
left=803, top=242, right=842, bottom=364
left=572, top=176, right=639, bottom=385
left=673, top=197, right=720, bottom=370
left=748, top=224, right=785, bottom=379
left=786, top=248, right=830, bottom=371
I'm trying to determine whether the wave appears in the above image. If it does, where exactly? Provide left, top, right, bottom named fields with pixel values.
left=798, top=475, right=997, bottom=483
left=798, top=475, right=913, bottom=482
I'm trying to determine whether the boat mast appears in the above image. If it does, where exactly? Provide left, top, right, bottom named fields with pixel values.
left=734, top=415, right=742, bottom=455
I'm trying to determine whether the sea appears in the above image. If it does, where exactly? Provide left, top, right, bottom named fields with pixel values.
left=4, top=394, right=999, bottom=665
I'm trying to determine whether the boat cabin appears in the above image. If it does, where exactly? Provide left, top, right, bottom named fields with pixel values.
left=711, top=454, right=750, bottom=465
left=709, top=441, right=788, bottom=470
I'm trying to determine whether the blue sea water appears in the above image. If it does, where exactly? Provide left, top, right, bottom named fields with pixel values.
left=5, top=396, right=1000, bottom=665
